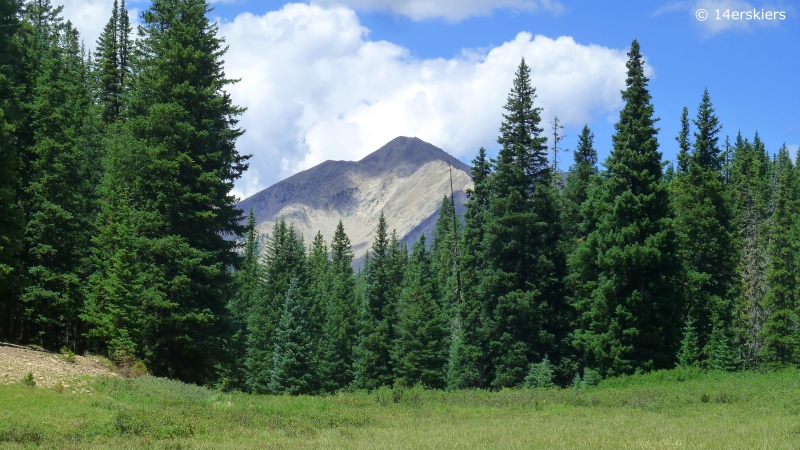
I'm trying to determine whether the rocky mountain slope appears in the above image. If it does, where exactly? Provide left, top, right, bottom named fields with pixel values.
left=237, top=137, right=473, bottom=268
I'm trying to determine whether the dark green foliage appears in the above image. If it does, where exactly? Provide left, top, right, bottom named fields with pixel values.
left=103, top=0, right=250, bottom=384
left=0, top=0, right=21, bottom=340
left=18, top=2, right=99, bottom=350
left=571, top=41, right=680, bottom=377
left=448, top=148, right=491, bottom=389
left=676, top=107, right=690, bottom=173
left=759, top=145, right=799, bottom=369
left=730, top=133, right=770, bottom=368
left=318, top=221, right=357, bottom=392
left=562, top=125, right=598, bottom=245
left=247, top=220, right=307, bottom=393
left=670, top=90, right=737, bottom=369
left=431, top=195, right=460, bottom=317
left=93, top=0, right=131, bottom=125
left=219, top=208, right=260, bottom=391
left=354, top=212, right=400, bottom=389
left=268, top=277, right=316, bottom=395
left=481, top=58, right=569, bottom=388
left=393, top=234, right=448, bottom=389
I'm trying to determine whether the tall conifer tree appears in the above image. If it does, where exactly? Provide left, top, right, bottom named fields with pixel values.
left=572, top=41, right=680, bottom=376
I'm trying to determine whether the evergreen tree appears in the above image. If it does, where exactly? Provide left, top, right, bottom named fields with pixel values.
left=481, top=58, right=568, bottom=387
left=353, top=212, right=396, bottom=389
left=431, top=195, right=459, bottom=317
left=730, top=133, right=770, bottom=369
left=393, top=234, right=448, bottom=388
left=676, top=106, right=690, bottom=173
left=118, top=0, right=249, bottom=383
left=670, top=90, right=737, bottom=368
left=221, top=208, right=260, bottom=391
left=246, top=220, right=306, bottom=393
left=759, top=145, right=799, bottom=369
left=93, top=0, right=131, bottom=125
left=0, top=0, right=21, bottom=341
left=19, top=4, right=98, bottom=350
left=448, top=148, right=491, bottom=389
left=572, top=40, right=680, bottom=376
left=318, top=220, right=357, bottom=392
left=268, top=277, right=316, bottom=395
left=562, top=125, right=598, bottom=244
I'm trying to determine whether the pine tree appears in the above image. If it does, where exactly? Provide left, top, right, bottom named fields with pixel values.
left=93, top=0, right=131, bottom=125
left=482, top=58, right=568, bottom=387
left=730, top=133, right=770, bottom=368
left=220, top=208, right=260, bottom=391
left=246, top=219, right=307, bottom=393
left=0, top=0, right=22, bottom=341
left=562, top=125, right=598, bottom=244
left=268, top=277, right=316, bottom=395
left=573, top=40, right=680, bottom=376
left=448, top=148, right=491, bottom=389
left=318, top=220, right=357, bottom=392
left=431, top=195, right=459, bottom=317
left=393, top=234, right=448, bottom=388
left=353, top=212, right=397, bottom=389
left=759, top=145, right=799, bottom=369
left=670, top=90, right=737, bottom=369
left=118, top=0, right=249, bottom=384
left=18, top=4, right=99, bottom=350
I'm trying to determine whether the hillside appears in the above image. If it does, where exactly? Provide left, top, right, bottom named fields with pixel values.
left=238, top=137, right=473, bottom=267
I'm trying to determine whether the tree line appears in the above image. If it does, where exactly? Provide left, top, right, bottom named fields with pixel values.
left=0, top=0, right=797, bottom=392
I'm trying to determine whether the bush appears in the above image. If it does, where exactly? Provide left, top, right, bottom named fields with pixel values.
left=21, top=372, right=35, bottom=387
left=60, top=347, right=76, bottom=363
left=524, top=356, right=555, bottom=388
left=113, top=351, right=148, bottom=378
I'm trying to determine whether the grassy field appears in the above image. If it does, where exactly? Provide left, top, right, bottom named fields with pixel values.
left=2, top=368, right=800, bottom=449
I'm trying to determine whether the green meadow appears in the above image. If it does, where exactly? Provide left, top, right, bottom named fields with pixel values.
left=2, top=368, right=800, bottom=449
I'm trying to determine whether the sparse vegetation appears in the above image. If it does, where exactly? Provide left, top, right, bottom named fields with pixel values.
left=20, top=371, right=35, bottom=387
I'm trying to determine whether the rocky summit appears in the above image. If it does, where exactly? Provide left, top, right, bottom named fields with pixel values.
left=237, top=136, right=473, bottom=268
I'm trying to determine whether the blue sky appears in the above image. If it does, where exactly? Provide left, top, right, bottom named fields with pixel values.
left=63, top=0, right=799, bottom=196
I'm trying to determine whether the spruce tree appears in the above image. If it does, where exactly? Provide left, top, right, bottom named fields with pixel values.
left=393, top=234, right=448, bottom=388
left=482, top=58, right=568, bottom=387
left=759, top=145, right=799, bottom=369
left=120, top=0, right=249, bottom=383
left=562, top=125, right=598, bottom=244
left=318, top=220, right=357, bottom=392
left=670, top=90, right=738, bottom=369
left=573, top=40, right=680, bottom=376
left=448, top=148, right=491, bottom=389
left=269, top=277, right=316, bottom=395
left=0, top=0, right=21, bottom=340
left=431, top=195, right=459, bottom=317
left=93, top=0, right=131, bottom=125
left=246, top=220, right=307, bottom=393
left=353, top=212, right=396, bottom=389
left=19, top=4, right=98, bottom=350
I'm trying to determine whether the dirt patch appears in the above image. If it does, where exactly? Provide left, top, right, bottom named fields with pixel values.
left=0, top=343, right=116, bottom=393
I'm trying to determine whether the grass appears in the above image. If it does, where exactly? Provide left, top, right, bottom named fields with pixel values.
left=1, top=368, right=799, bottom=448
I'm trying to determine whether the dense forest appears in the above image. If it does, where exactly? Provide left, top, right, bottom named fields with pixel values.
left=0, top=0, right=798, bottom=393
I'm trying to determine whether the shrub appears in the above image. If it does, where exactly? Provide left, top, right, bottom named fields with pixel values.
left=524, top=356, right=555, bottom=388
left=60, top=347, right=76, bottom=363
left=21, top=372, right=35, bottom=387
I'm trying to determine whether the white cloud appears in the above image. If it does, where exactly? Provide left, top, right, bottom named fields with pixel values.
left=310, top=0, right=566, bottom=22
left=788, top=144, right=799, bottom=161
left=654, top=0, right=788, bottom=36
left=220, top=3, right=635, bottom=198
left=58, top=0, right=140, bottom=50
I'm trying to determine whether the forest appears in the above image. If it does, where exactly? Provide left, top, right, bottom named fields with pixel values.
left=0, top=0, right=798, bottom=394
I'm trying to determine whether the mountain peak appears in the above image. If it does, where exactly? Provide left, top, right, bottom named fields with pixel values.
left=358, top=136, right=471, bottom=176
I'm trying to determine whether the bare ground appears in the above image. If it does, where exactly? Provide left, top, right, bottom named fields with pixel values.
left=0, top=342, right=116, bottom=393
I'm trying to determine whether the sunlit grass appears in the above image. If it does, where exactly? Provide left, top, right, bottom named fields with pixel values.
left=2, top=368, right=799, bottom=448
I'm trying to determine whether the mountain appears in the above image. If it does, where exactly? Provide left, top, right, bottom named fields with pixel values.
left=237, top=137, right=473, bottom=268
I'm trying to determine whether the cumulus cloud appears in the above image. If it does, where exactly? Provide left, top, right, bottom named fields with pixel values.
left=653, top=0, right=789, bottom=36
left=310, top=0, right=566, bottom=22
left=59, top=0, right=140, bottom=50
left=220, top=3, right=635, bottom=198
